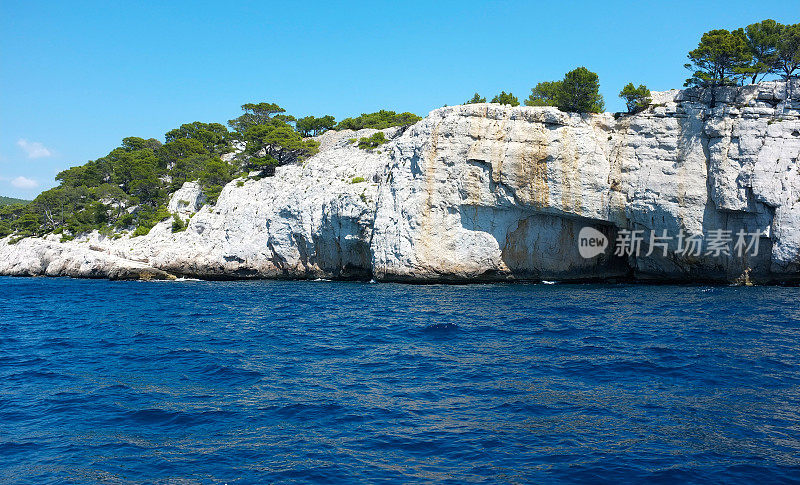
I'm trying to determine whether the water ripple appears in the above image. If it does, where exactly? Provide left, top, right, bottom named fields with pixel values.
left=1, top=278, right=800, bottom=483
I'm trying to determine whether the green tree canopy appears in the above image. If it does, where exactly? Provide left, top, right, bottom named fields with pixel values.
left=296, top=115, right=336, bottom=137
left=224, top=101, right=322, bottom=176
left=465, top=93, right=486, bottom=104
left=159, top=139, right=216, bottom=190
left=556, top=67, right=605, bottom=113
left=490, top=91, right=520, bottom=106
left=776, top=23, right=800, bottom=79
left=165, top=122, right=230, bottom=153
left=0, top=202, right=27, bottom=237
left=742, top=19, right=782, bottom=83
left=228, top=102, right=287, bottom=134
left=0, top=196, right=29, bottom=207
left=199, top=159, right=233, bottom=204
left=56, top=162, right=106, bottom=188
left=317, top=115, right=336, bottom=132
left=682, top=20, right=800, bottom=86
left=13, top=130, right=241, bottom=239
left=619, top=83, right=651, bottom=113
left=159, top=138, right=209, bottom=167
left=271, top=114, right=297, bottom=126
left=336, top=110, right=421, bottom=130
left=94, top=139, right=164, bottom=204
left=243, top=123, right=319, bottom=167
left=357, top=132, right=388, bottom=150
left=524, top=81, right=562, bottom=107
left=684, top=29, right=752, bottom=88
left=295, top=116, right=314, bottom=137
left=393, top=112, right=422, bottom=126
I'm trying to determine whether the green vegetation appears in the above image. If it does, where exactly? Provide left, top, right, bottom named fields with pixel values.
left=357, top=132, right=388, bottom=150
left=490, top=91, right=519, bottom=106
left=556, top=67, right=605, bottom=113
left=336, top=110, right=421, bottom=130
left=465, top=93, right=486, bottom=104
left=619, top=83, right=651, bottom=113
left=296, top=115, right=336, bottom=137
left=524, top=81, right=561, bottom=107
left=523, top=67, right=604, bottom=113
left=165, top=122, right=230, bottom=153
left=684, top=29, right=752, bottom=89
left=776, top=23, right=800, bottom=79
left=198, top=158, right=233, bottom=203
left=240, top=115, right=319, bottom=177
left=0, top=203, right=26, bottom=238
left=171, top=214, right=187, bottom=233
left=475, top=19, right=797, bottom=115
left=742, top=19, right=782, bottom=83
left=131, top=204, right=171, bottom=237
left=685, top=20, right=800, bottom=90
left=0, top=196, right=30, bottom=206
left=350, top=176, right=366, bottom=184
left=227, top=102, right=289, bottom=134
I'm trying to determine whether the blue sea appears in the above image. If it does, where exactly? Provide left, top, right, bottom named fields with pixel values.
left=1, top=277, right=799, bottom=484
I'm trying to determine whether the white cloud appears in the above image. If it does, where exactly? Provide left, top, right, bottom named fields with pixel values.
left=11, top=176, right=38, bottom=189
left=16, top=138, right=53, bottom=159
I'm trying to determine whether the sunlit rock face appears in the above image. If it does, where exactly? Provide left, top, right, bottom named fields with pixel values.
left=167, top=182, right=205, bottom=219
left=372, top=80, right=800, bottom=283
left=1, top=81, right=799, bottom=283
left=371, top=104, right=627, bottom=281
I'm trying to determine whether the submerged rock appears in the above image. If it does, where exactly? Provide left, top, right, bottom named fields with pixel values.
left=2, top=80, right=799, bottom=284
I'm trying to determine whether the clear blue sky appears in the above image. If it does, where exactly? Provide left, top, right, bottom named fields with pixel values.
left=1, top=0, right=797, bottom=198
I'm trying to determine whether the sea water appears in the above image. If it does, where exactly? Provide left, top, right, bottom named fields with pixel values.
left=2, top=277, right=799, bottom=483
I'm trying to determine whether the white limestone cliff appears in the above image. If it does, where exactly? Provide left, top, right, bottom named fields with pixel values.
left=1, top=81, right=799, bottom=283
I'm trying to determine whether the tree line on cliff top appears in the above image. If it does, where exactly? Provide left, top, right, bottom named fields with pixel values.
left=2, top=19, right=798, bottom=242
left=466, top=68, right=650, bottom=115
left=468, top=19, right=799, bottom=113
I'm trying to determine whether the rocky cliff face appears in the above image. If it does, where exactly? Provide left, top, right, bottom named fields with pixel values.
left=2, top=81, right=799, bottom=283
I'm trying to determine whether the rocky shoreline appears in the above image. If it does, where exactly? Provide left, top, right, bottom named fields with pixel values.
left=2, top=81, right=799, bottom=284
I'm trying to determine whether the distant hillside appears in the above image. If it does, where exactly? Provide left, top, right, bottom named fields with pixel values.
left=0, top=195, right=30, bottom=206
